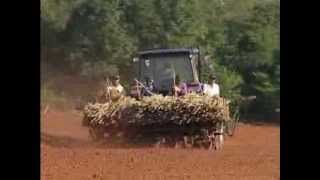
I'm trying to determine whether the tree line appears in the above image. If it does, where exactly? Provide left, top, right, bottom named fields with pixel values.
left=41, top=0, right=280, bottom=120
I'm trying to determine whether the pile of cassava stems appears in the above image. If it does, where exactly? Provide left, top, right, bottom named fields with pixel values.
left=83, top=93, right=230, bottom=149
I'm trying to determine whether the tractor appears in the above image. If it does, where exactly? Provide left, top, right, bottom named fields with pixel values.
left=83, top=48, right=253, bottom=149
left=129, top=48, right=203, bottom=97
left=126, top=48, right=239, bottom=148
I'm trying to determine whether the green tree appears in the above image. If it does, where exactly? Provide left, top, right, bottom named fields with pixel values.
left=41, top=0, right=280, bottom=119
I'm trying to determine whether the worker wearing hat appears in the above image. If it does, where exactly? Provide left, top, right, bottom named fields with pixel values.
left=104, top=75, right=125, bottom=101
left=203, top=74, right=220, bottom=97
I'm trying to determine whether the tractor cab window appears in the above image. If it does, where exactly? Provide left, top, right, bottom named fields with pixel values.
left=140, top=59, right=153, bottom=82
left=140, top=53, right=193, bottom=91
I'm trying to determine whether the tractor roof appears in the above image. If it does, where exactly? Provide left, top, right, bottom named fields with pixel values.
left=138, top=48, right=199, bottom=56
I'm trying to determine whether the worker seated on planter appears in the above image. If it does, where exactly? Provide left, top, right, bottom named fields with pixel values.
left=203, top=74, right=220, bottom=97
left=104, top=75, right=125, bottom=101
left=142, top=76, right=154, bottom=96
left=173, top=75, right=187, bottom=96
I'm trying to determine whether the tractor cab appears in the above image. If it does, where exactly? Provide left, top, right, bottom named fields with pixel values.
left=130, top=48, right=202, bottom=97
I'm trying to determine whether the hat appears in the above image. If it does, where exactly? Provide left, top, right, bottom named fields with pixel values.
left=208, top=74, right=216, bottom=80
left=110, top=75, right=120, bottom=80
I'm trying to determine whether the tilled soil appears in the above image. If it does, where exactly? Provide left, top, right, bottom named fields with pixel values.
left=41, top=108, right=279, bottom=180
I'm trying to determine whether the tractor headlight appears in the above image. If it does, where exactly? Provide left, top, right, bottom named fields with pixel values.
left=133, top=57, right=139, bottom=62
left=192, top=48, right=199, bottom=54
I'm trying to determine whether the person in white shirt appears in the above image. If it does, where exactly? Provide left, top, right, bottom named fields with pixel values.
left=203, top=75, right=220, bottom=97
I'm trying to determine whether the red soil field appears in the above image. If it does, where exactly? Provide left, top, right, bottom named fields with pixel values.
left=41, top=108, right=279, bottom=180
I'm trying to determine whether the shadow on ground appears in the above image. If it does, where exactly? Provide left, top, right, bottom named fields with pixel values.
left=240, top=119, right=280, bottom=127
left=41, top=132, right=92, bottom=148
left=41, top=132, right=160, bottom=149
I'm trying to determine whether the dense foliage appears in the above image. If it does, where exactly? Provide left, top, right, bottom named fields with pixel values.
left=41, top=0, right=280, bottom=119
